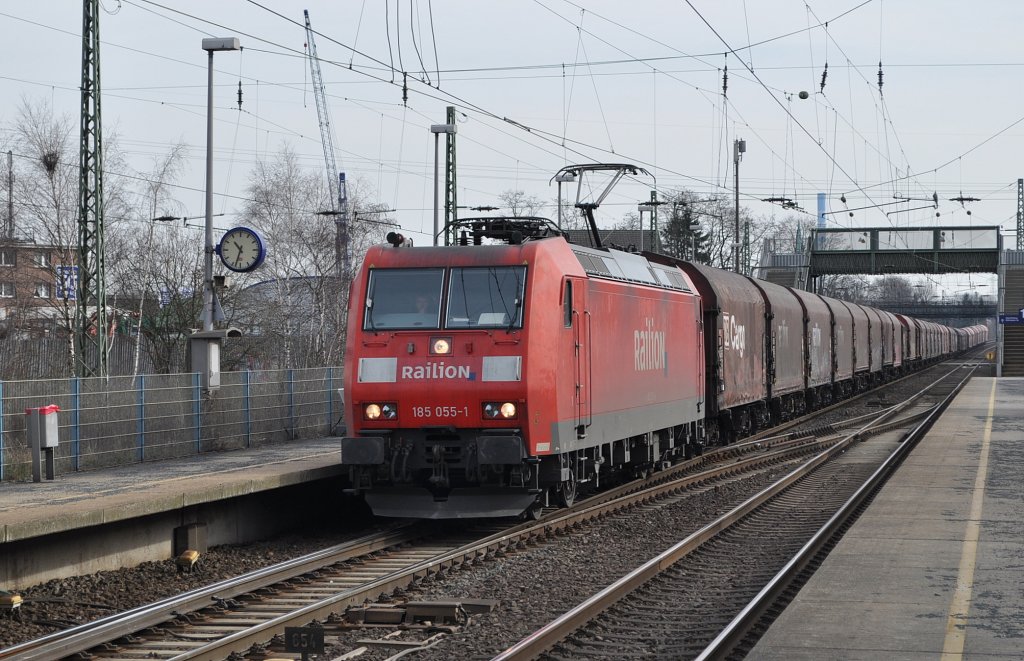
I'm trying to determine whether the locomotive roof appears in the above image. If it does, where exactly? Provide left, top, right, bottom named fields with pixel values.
left=569, top=243, right=692, bottom=292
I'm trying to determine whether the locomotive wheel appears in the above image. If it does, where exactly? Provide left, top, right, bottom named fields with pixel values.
left=556, top=469, right=577, bottom=508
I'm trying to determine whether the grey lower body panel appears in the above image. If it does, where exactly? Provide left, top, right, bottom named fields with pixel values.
left=364, top=487, right=538, bottom=519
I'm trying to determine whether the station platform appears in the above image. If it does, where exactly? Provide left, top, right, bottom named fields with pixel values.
left=0, top=436, right=343, bottom=545
left=752, top=377, right=1024, bottom=659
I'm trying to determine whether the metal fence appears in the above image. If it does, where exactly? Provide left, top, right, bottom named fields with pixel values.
left=0, top=367, right=344, bottom=482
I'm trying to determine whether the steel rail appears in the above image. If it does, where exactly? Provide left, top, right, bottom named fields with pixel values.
left=0, top=523, right=423, bottom=661
left=491, top=363, right=974, bottom=660
left=5, top=434, right=844, bottom=660
left=4, top=360, right=981, bottom=660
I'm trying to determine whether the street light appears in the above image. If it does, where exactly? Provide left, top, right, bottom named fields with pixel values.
left=430, top=123, right=456, bottom=246
left=733, top=137, right=746, bottom=273
left=196, top=36, right=240, bottom=391
left=554, top=171, right=576, bottom=230
left=638, top=203, right=654, bottom=252
left=201, top=37, right=239, bottom=330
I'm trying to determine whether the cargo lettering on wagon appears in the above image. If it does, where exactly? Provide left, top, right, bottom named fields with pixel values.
left=723, top=312, right=746, bottom=358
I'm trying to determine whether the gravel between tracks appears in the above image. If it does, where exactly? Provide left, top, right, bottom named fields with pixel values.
left=326, top=470, right=788, bottom=660
left=0, top=526, right=383, bottom=649
left=0, top=469, right=785, bottom=657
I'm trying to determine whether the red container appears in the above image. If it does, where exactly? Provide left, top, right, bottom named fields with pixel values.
left=677, top=262, right=767, bottom=414
left=821, top=296, right=854, bottom=383
left=788, top=288, right=834, bottom=389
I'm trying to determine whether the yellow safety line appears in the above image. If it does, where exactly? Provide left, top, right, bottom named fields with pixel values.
left=940, top=379, right=996, bottom=660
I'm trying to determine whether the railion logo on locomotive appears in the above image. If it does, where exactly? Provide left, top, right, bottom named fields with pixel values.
left=401, top=361, right=476, bottom=380
left=635, top=317, right=667, bottom=372
left=722, top=312, right=746, bottom=358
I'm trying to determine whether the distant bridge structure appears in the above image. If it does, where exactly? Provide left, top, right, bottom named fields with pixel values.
left=758, top=226, right=1002, bottom=288
left=868, top=300, right=996, bottom=320
left=755, top=225, right=1021, bottom=373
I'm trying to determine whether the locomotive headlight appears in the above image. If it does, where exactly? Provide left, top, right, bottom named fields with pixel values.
left=483, top=401, right=518, bottom=419
left=430, top=336, right=453, bottom=355
left=364, top=403, right=398, bottom=420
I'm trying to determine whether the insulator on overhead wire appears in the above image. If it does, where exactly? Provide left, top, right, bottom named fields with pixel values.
left=877, top=61, right=884, bottom=95
left=819, top=63, right=828, bottom=93
left=236, top=81, right=242, bottom=109
left=722, top=64, right=728, bottom=97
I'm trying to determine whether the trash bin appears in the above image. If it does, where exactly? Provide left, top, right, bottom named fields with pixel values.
left=25, top=405, right=59, bottom=481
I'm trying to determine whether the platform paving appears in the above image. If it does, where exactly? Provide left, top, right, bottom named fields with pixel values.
left=751, top=377, right=1024, bottom=659
left=0, top=437, right=343, bottom=544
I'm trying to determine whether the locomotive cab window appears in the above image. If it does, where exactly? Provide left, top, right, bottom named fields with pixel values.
left=563, top=280, right=573, bottom=327
left=447, top=266, right=526, bottom=329
left=363, top=268, right=444, bottom=330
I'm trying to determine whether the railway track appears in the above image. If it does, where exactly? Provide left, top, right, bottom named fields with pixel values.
left=493, top=361, right=979, bottom=660
left=1, top=358, right=984, bottom=660
left=0, top=433, right=831, bottom=660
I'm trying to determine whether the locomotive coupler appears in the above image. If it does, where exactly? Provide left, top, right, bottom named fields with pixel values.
left=427, top=443, right=450, bottom=490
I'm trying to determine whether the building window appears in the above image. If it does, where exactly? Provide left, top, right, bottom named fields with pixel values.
left=34, top=282, right=51, bottom=298
left=0, top=250, right=13, bottom=267
left=34, top=252, right=51, bottom=268
left=0, top=282, right=14, bottom=298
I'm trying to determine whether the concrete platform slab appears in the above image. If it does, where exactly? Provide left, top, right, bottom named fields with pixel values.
left=0, top=437, right=343, bottom=543
left=752, top=378, right=1024, bottom=658
left=0, top=437, right=349, bottom=587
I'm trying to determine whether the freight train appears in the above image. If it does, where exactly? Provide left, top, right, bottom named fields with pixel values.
left=340, top=217, right=988, bottom=518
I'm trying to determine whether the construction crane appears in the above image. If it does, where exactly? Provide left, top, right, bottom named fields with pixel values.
left=304, top=9, right=349, bottom=278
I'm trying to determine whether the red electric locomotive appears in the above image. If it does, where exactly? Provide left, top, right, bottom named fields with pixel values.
left=340, top=211, right=989, bottom=519
left=341, top=219, right=704, bottom=518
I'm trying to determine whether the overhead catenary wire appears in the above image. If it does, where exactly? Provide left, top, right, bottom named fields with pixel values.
left=6, top=0, right=1015, bottom=244
left=0, top=0, right=962, bottom=219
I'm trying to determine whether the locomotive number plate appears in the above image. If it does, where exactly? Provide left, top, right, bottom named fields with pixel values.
left=412, top=405, right=470, bottom=418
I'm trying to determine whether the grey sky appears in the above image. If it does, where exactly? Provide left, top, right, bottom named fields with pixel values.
left=1, top=0, right=1021, bottom=295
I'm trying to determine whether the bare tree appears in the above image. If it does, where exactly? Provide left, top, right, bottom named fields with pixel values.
left=498, top=190, right=546, bottom=218
left=105, top=142, right=195, bottom=374
left=238, top=146, right=388, bottom=369
left=9, top=98, right=129, bottom=370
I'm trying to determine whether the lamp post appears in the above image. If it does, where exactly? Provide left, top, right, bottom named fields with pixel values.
left=195, top=37, right=240, bottom=392
left=201, top=37, right=239, bottom=329
left=637, top=203, right=654, bottom=252
left=733, top=137, right=746, bottom=273
left=430, top=123, right=456, bottom=246
left=554, top=171, right=576, bottom=230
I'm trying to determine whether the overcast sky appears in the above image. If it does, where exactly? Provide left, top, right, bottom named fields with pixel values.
left=1, top=0, right=1021, bottom=297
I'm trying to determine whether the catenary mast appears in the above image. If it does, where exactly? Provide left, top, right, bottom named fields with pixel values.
left=77, top=0, right=108, bottom=376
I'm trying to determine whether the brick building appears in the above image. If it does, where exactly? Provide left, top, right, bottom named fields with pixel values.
left=0, top=238, right=69, bottom=336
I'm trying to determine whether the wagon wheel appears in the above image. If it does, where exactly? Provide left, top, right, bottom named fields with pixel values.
left=555, top=469, right=577, bottom=508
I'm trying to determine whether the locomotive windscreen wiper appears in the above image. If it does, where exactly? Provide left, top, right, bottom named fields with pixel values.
left=507, top=298, right=521, bottom=332
left=365, top=297, right=377, bottom=331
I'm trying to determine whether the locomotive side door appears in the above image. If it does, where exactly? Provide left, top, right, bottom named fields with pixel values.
left=566, top=278, right=591, bottom=437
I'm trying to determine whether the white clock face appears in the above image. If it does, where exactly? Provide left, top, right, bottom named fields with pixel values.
left=219, top=228, right=264, bottom=272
